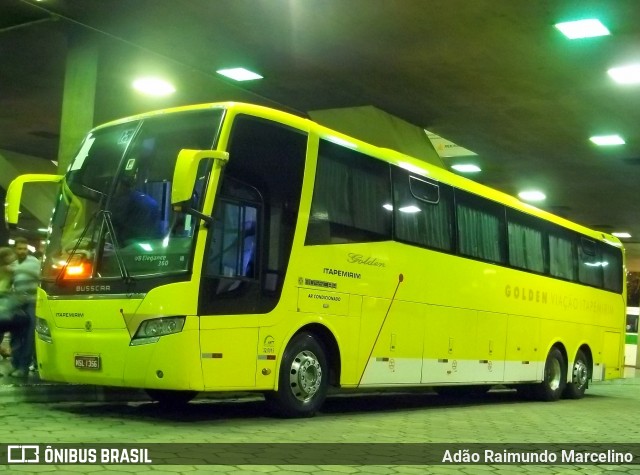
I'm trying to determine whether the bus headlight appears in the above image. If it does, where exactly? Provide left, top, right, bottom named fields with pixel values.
left=131, top=316, right=186, bottom=346
left=36, top=317, right=52, bottom=343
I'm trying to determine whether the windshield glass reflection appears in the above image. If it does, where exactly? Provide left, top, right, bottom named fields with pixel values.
left=43, top=108, right=224, bottom=283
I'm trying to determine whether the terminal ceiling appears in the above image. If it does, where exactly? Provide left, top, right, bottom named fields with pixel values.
left=2, top=0, right=640, bottom=270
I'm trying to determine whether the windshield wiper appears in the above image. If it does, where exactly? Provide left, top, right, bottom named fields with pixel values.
left=101, top=209, right=132, bottom=282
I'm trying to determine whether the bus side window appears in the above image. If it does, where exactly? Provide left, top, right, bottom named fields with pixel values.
left=455, top=190, right=506, bottom=264
left=549, top=231, right=576, bottom=281
left=601, top=243, right=623, bottom=292
left=392, top=167, right=453, bottom=252
left=205, top=185, right=260, bottom=280
left=305, top=139, right=391, bottom=245
left=506, top=210, right=545, bottom=274
left=578, top=237, right=603, bottom=288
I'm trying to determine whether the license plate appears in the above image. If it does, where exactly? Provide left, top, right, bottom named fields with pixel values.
left=74, top=355, right=101, bottom=370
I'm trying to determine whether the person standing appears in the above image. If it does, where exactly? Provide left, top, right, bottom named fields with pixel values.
left=8, top=237, right=41, bottom=378
left=0, top=247, right=17, bottom=369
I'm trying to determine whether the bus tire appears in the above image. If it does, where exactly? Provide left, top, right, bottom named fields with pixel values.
left=563, top=349, right=589, bottom=399
left=265, top=332, right=329, bottom=418
left=145, top=389, right=197, bottom=406
left=533, top=347, right=566, bottom=401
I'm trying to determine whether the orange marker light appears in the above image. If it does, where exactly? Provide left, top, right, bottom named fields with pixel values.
left=63, top=259, right=92, bottom=279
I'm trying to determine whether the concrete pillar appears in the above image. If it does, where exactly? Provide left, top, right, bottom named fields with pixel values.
left=57, top=31, right=98, bottom=174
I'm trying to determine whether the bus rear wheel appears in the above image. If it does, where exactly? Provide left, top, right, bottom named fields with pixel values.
left=533, top=347, right=566, bottom=401
left=145, top=389, right=198, bottom=406
left=563, top=349, right=589, bottom=399
left=265, top=332, right=329, bottom=418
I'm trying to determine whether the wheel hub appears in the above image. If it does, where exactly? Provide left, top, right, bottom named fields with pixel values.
left=289, top=350, right=322, bottom=402
left=573, top=360, right=588, bottom=388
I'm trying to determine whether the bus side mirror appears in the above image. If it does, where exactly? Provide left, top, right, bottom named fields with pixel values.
left=5, top=174, right=63, bottom=226
left=171, top=149, right=229, bottom=205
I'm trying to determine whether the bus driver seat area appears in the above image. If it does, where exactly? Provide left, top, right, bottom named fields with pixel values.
left=243, top=220, right=257, bottom=276
left=223, top=218, right=256, bottom=278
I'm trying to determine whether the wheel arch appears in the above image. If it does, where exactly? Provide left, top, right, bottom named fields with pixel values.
left=546, top=341, right=569, bottom=377
left=289, top=323, right=342, bottom=387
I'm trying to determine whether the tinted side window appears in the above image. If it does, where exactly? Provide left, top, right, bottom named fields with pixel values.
left=455, top=190, right=506, bottom=264
left=305, top=140, right=392, bottom=245
left=392, top=167, right=453, bottom=251
left=601, top=243, right=623, bottom=292
left=549, top=229, right=576, bottom=281
left=578, top=238, right=604, bottom=288
left=507, top=210, right=546, bottom=273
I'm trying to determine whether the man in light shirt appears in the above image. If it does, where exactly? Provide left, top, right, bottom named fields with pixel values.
left=8, top=237, right=41, bottom=378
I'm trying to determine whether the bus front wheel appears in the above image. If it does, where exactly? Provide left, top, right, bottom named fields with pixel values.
left=265, top=332, right=329, bottom=418
left=563, top=349, right=589, bottom=399
left=533, top=347, right=567, bottom=401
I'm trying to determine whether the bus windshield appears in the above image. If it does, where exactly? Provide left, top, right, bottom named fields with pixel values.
left=42, top=108, right=224, bottom=285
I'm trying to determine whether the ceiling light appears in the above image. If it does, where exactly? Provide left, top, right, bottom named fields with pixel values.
left=607, top=65, right=640, bottom=85
left=612, top=232, right=631, bottom=238
left=589, top=135, right=625, bottom=146
left=216, top=68, right=263, bottom=81
left=132, top=77, right=175, bottom=96
left=518, top=190, right=546, bottom=202
left=383, top=204, right=394, bottom=211
left=451, top=164, right=481, bottom=173
left=555, top=19, right=610, bottom=39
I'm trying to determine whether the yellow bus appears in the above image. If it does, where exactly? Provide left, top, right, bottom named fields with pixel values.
left=6, top=102, right=625, bottom=417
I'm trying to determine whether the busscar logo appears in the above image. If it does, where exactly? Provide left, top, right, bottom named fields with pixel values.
left=75, top=285, right=111, bottom=293
left=8, top=445, right=39, bottom=463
